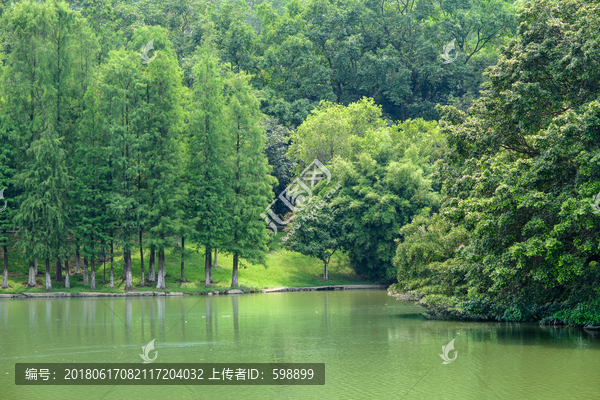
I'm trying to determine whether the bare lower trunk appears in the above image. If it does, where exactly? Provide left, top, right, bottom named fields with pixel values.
left=205, top=247, right=211, bottom=288
left=208, top=250, right=212, bottom=284
left=55, top=259, right=62, bottom=282
left=83, top=256, right=89, bottom=284
left=75, top=245, right=81, bottom=274
left=148, top=247, right=155, bottom=282
left=64, top=259, right=70, bottom=289
left=45, top=259, right=52, bottom=291
left=180, top=236, right=185, bottom=282
left=213, top=248, right=218, bottom=268
left=90, top=257, right=96, bottom=290
left=34, top=259, right=38, bottom=275
left=156, top=248, right=165, bottom=289
left=110, top=240, right=114, bottom=289
left=231, top=253, right=238, bottom=287
left=2, top=246, right=8, bottom=289
left=140, top=230, right=145, bottom=287
left=122, top=243, right=126, bottom=281
left=28, top=260, right=36, bottom=287
left=124, top=250, right=133, bottom=291
left=324, top=260, right=328, bottom=281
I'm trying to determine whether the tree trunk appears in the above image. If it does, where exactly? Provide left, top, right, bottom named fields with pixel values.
left=208, top=249, right=213, bottom=284
left=2, top=245, right=8, bottom=289
left=28, top=260, right=36, bottom=287
left=231, top=253, right=239, bottom=287
left=324, top=260, right=328, bottom=281
left=103, top=247, right=106, bottom=284
left=124, top=250, right=133, bottom=291
left=156, top=248, right=165, bottom=289
left=83, top=256, right=88, bottom=284
left=148, top=246, right=155, bottom=282
left=213, top=248, right=218, bottom=268
left=90, top=234, right=95, bottom=288
left=45, top=259, right=52, bottom=291
left=64, top=259, right=70, bottom=289
left=90, top=256, right=96, bottom=290
left=180, top=236, right=185, bottom=282
left=109, top=239, right=114, bottom=289
left=56, top=259, right=62, bottom=282
left=205, top=247, right=211, bottom=288
left=34, top=259, right=38, bottom=275
left=75, top=245, right=81, bottom=274
left=139, top=230, right=145, bottom=287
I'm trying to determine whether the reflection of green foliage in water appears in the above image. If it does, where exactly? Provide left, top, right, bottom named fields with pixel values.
left=2, top=292, right=600, bottom=399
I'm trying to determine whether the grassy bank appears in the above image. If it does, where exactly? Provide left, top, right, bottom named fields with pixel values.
left=0, top=234, right=372, bottom=294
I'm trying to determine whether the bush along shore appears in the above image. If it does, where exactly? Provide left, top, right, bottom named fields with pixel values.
left=387, top=287, right=600, bottom=331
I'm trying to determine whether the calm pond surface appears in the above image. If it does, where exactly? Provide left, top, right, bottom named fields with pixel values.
left=1, top=290, right=599, bottom=399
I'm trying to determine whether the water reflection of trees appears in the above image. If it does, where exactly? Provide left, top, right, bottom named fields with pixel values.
left=232, top=295, right=239, bottom=342
left=205, top=297, right=213, bottom=342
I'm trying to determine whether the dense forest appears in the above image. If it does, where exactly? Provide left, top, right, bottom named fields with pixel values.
left=388, top=0, right=600, bottom=327
left=0, top=0, right=598, bottom=326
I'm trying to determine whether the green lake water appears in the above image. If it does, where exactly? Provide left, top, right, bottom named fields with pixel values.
left=1, top=290, right=599, bottom=399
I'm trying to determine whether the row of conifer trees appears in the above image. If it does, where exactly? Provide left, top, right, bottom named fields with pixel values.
left=0, top=1, right=275, bottom=291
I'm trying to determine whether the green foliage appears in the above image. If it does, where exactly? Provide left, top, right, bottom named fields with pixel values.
left=288, top=97, right=387, bottom=172
left=125, top=0, right=210, bottom=64
left=2, top=0, right=95, bottom=264
left=130, top=26, right=186, bottom=251
left=402, top=0, right=600, bottom=323
left=14, top=131, right=71, bottom=264
left=69, top=0, right=126, bottom=62
left=393, top=211, right=469, bottom=292
left=222, top=70, right=275, bottom=266
left=322, top=112, right=443, bottom=282
left=187, top=43, right=232, bottom=252
left=0, top=114, right=15, bottom=250
left=282, top=196, right=343, bottom=279
left=96, top=47, right=145, bottom=253
left=554, top=297, right=600, bottom=326
left=264, top=117, right=294, bottom=216
left=6, top=0, right=516, bottom=126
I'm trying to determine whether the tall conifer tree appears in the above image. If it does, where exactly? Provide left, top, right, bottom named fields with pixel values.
left=2, top=0, right=92, bottom=287
left=0, top=116, right=15, bottom=289
left=223, top=72, right=275, bottom=286
left=187, top=44, right=231, bottom=288
left=130, top=27, right=186, bottom=290
left=99, top=50, right=144, bottom=291
left=14, top=131, right=71, bottom=291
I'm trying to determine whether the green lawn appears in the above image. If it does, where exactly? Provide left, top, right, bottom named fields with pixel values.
left=0, top=234, right=372, bottom=294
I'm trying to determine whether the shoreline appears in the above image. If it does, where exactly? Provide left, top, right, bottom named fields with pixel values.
left=0, top=284, right=387, bottom=299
